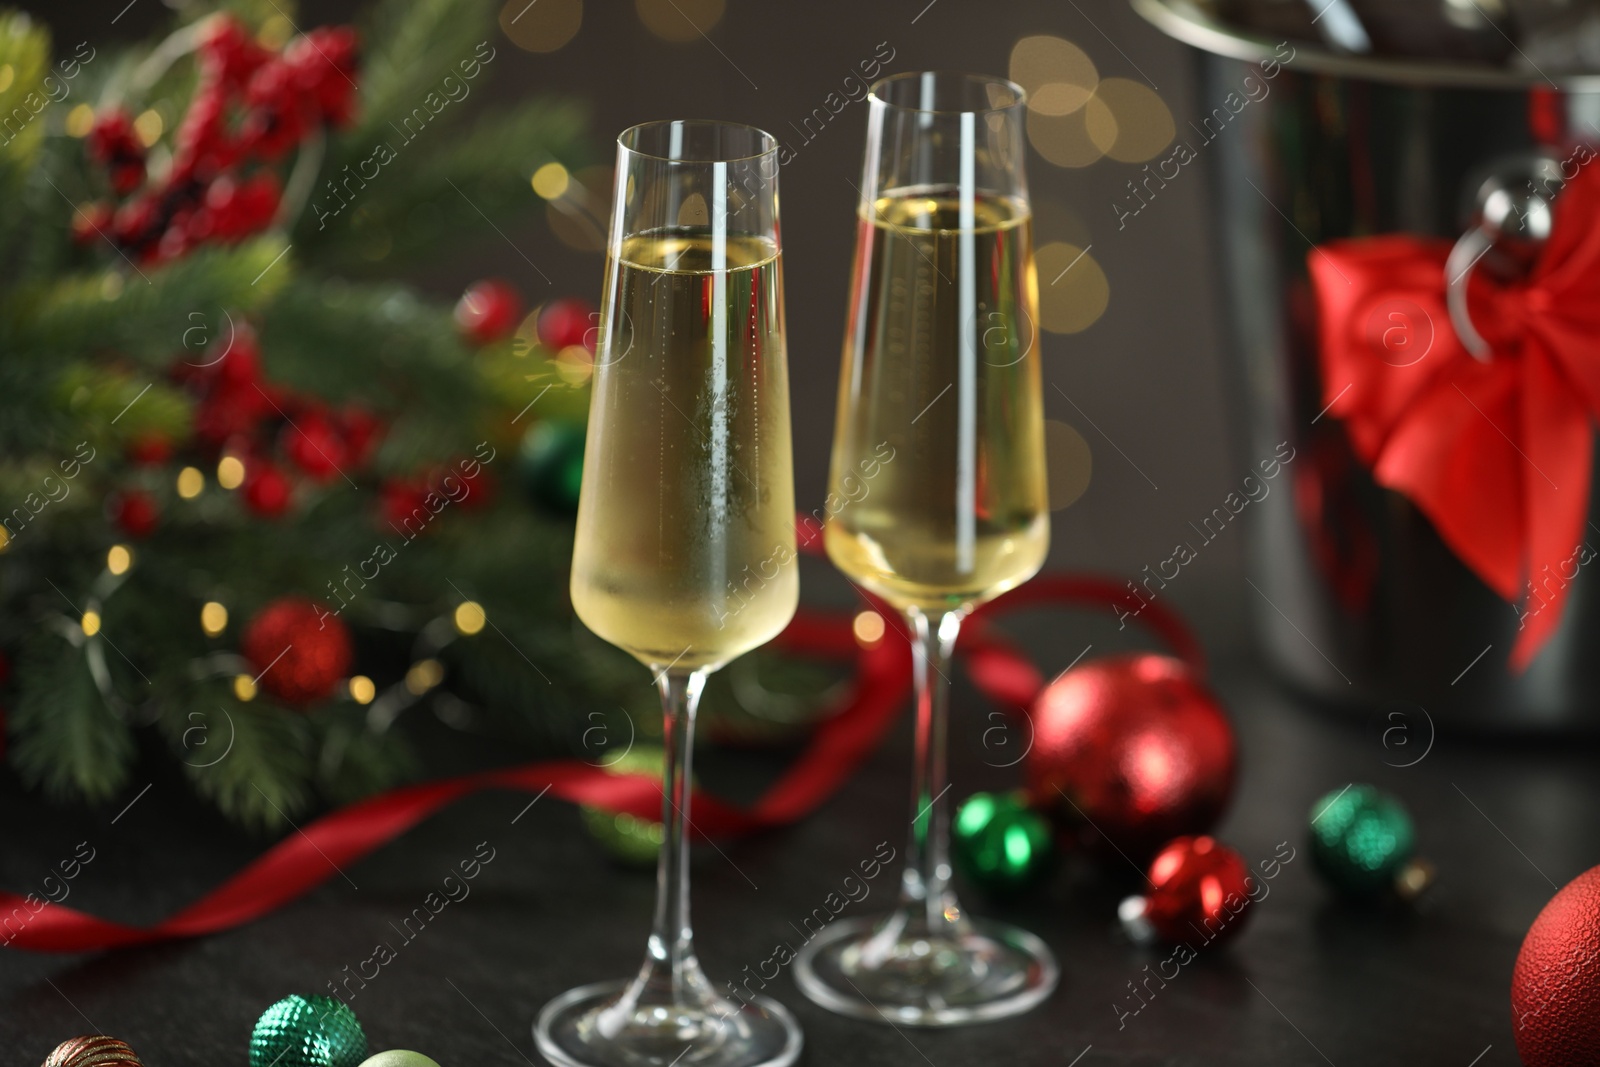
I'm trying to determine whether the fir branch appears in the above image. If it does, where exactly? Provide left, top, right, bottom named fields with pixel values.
left=9, top=633, right=135, bottom=805
left=172, top=692, right=314, bottom=832
left=345, top=0, right=494, bottom=152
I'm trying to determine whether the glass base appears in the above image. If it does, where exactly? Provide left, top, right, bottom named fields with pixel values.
left=792, top=913, right=1058, bottom=1027
left=535, top=980, right=803, bottom=1067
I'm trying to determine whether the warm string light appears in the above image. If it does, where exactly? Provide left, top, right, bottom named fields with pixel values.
left=531, top=161, right=570, bottom=200
left=852, top=610, right=885, bottom=646
left=176, top=466, right=205, bottom=498
left=106, top=544, right=133, bottom=575
left=233, top=674, right=257, bottom=701
left=349, top=675, right=376, bottom=704
left=453, top=601, right=486, bottom=635
left=201, top=601, right=229, bottom=636
left=81, top=610, right=102, bottom=637
left=217, top=454, right=246, bottom=489
left=404, top=658, right=444, bottom=695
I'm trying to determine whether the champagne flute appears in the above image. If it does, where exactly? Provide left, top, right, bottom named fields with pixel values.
left=794, top=73, right=1057, bottom=1026
left=536, top=120, right=802, bottom=1067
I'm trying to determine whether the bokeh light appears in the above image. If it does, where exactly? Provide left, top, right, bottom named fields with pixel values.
left=1036, top=241, right=1110, bottom=334
left=134, top=109, right=164, bottom=148
left=1009, top=35, right=1098, bottom=117
left=852, top=610, right=885, bottom=646
left=1087, top=77, right=1174, bottom=163
left=499, top=0, right=582, bottom=53
left=454, top=600, right=487, bottom=635
left=1027, top=107, right=1105, bottom=169
left=349, top=675, right=377, bottom=704
left=65, top=103, right=94, bottom=138
left=107, top=544, right=132, bottom=575
left=201, top=601, right=228, bottom=636
left=1045, top=419, right=1093, bottom=510
left=405, top=658, right=445, bottom=695
left=81, top=610, right=101, bottom=637
left=177, top=465, right=205, bottom=498
left=233, top=673, right=257, bottom=701
left=532, top=161, right=570, bottom=200
left=637, top=0, right=725, bottom=42
left=217, top=454, right=246, bottom=490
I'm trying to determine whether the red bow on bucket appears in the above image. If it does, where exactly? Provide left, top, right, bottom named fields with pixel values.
left=1310, top=162, right=1600, bottom=670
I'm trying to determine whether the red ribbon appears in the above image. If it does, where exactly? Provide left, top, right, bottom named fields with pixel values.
left=1309, top=162, right=1600, bottom=670
left=0, top=568, right=1200, bottom=954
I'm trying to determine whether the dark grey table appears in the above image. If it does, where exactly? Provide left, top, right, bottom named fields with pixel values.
left=3, top=661, right=1597, bottom=1066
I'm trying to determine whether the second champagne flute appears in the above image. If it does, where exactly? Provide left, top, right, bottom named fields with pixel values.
left=794, top=72, right=1058, bottom=1026
left=535, top=120, right=802, bottom=1067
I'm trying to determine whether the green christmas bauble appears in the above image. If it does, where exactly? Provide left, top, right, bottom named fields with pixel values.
left=518, top=420, right=585, bottom=515
left=952, top=791, right=1055, bottom=894
left=1308, top=784, right=1415, bottom=896
left=580, top=746, right=669, bottom=866
left=250, top=995, right=366, bottom=1067
left=357, top=1053, right=441, bottom=1067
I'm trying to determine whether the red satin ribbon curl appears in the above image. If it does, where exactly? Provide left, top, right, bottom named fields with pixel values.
left=0, top=548, right=1199, bottom=953
left=1309, top=161, right=1600, bottom=670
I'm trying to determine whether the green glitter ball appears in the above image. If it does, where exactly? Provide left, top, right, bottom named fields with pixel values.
left=250, top=995, right=367, bottom=1067
left=1307, top=784, right=1416, bottom=896
left=952, top=791, right=1055, bottom=894
left=580, top=746, right=670, bottom=867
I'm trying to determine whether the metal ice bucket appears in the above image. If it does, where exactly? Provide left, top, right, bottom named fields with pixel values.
left=1134, top=0, right=1600, bottom=731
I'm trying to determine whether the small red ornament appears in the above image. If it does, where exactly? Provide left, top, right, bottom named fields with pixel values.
left=1026, top=653, right=1235, bottom=861
left=240, top=596, right=352, bottom=705
left=455, top=279, right=522, bottom=345
left=380, top=477, right=431, bottom=534
left=536, top=297, right=596, bottom=352
left=1512, top=863, right=1600, bottom=1067
left=1120, top=835, right=1254, bottom=947
left=125, top=432, right=175, bottom=466
left=108, top=490, right=159, bottom=539
left=281, top=410, right=348, bottom=483
left=241, top=462, right=293, bottom=518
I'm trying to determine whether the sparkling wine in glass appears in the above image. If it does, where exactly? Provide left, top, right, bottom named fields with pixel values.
left=535, top=120, right=802, bottom=1067
left=794, top=72, right=1058, bottom=1026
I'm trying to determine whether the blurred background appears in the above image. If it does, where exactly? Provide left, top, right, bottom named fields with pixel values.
left=28, top=0, right=1243, bottom=647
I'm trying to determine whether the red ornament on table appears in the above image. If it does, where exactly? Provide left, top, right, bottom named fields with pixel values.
left=1119, top=835, right=1254, bottom=946
left=1512, top=863, right=1600, bottom=1067
left=108, top=490, right=159, bottom=539
left=241, top=596, right=352, bottom=706
left=1026, top=652, right=1235, bottom=861
left=454, top=280, right=521, bottom=345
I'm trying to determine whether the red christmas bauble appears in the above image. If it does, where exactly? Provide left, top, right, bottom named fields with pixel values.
left=536, top=297, right=596, bottom=352
left=1512, top=863, right=1600, bottom=1067
left=242, top=462, right=293, bottom=518
left=125, top=432, right=175, bottom=466
left=1124, top=835, right=1254, bottom=946
left=108, top=490, right=159, bottom=539
left=455, top=279, right=521, bottom=346
left=240, top=596, right=352, bottom=706
left=281, top=410, right=348, bottom=483
left=1026, top=653, right=1235, bottom=861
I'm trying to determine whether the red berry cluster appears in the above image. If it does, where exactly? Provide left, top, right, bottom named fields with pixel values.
left=167, top=317, right=383, bottom=520
left=76, top=16, right=358, bottom=265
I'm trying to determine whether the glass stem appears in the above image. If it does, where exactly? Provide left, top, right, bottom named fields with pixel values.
left=897, top=608, right=967, bottom=932
left=642, top=668, right=710, bottom=1002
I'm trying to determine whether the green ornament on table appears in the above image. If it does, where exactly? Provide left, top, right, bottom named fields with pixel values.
left=250, top=995, right=366, bottom=1067
left=952, top=791, right=1055, bottom=894
left=580, top=746, right=671, bottom=866
left=1308, top=784, right=1432, bottom=899
left=518, top=420, right=586, bottom=515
